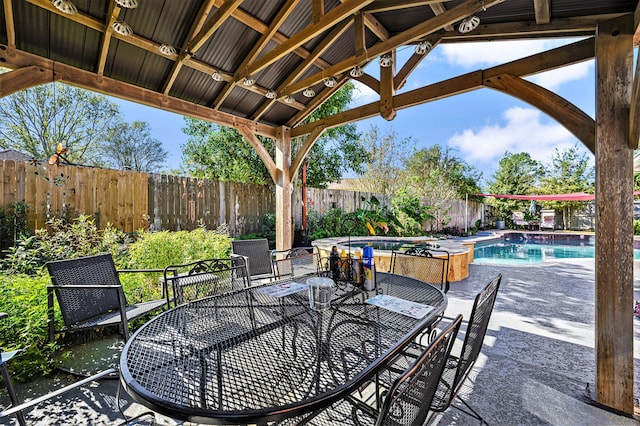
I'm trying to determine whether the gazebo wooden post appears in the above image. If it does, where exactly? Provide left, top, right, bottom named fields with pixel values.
left=594, top=14, right=635, bottom=414
left=275, top=126, right=292, bottom=251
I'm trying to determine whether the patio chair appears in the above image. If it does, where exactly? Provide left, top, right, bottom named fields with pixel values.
left=280, top=315, right=462, bottom=426
left=511, top=211, right=529, bottom=229
left=164, top=257, right=250, bottom=306
left=273, top=246, right=320, bottom=279
left=390, top=245, right=450, bottom=293
left=46, top=253, right=168, bottom=342
left=429, top=274, right=502, bottom=424
left=231, top=238, right=276, bottom=281
left=540, top=209, right=556, bottom=230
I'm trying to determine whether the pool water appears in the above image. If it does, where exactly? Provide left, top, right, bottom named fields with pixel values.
left=474, top=240, right=640, bottom=264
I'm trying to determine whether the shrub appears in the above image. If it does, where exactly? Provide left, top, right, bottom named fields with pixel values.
left=635, top=220, right=640, bottom=235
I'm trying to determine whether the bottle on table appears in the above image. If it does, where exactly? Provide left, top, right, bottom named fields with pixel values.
left=329, top=246, right=340, bottom=280
left=353, top=248, right=363, bottom=286
left=363, top=246, right=375, bottom=291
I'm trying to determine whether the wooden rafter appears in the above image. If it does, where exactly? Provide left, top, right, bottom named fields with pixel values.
left=3, top=0, right=15, bottom=50
left=213, top=0, right=301, bottom=109
left=0, top=47, right=278, bottom=139
left=534, top=0, right=551, bottom=25
left=291, top=37, right=595, bottom=138
left=287, top=78, right=349, bottom=127
left=430, top=3, right=454, bottom=32
left=252, top=20, right=351, bottom=121
left=161, top=0, right=217, bottom=95
left=395, top=37, right=440, bottom=90
left=96, top=2, right=120, bottom=77
left=363, top=12, right=390, bottom=40
left=364, top=0, right=452, bottom=13
left=246, top=0, right=375, bottom=77
left=286, top=0, right=502, bottom=96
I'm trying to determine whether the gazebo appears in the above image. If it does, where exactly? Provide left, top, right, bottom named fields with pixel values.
left=0, top=0, right=637, bottom=414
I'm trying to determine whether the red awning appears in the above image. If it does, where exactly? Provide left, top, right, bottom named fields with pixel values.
left=475, top=191, right=640, bottom=201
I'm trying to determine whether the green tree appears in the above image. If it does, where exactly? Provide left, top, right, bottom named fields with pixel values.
left=181, top=84, right=367, bottom=187
left=102, top=121, right=168, bottom=172
left=403, top=145, right=481, bottom=231
left=355, top=125, right=414, bottom=195
left=486, top=152, right=544, bottom=222
left=0, top=83, right=119, bottom=165
left=539, top=145, right=594, bottom=229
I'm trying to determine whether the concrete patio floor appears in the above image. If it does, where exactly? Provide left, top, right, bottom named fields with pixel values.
left=2, top=258, right=640, bottom=425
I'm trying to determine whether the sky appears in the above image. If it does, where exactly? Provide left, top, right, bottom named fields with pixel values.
left=110, top=37, right=596, bottom=188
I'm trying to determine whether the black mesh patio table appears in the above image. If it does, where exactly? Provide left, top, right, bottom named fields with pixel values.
left=119, top=272, right=447, bottom=425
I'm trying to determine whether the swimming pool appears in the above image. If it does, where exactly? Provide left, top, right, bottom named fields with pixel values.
left=474, top=238, right=640, bottom=264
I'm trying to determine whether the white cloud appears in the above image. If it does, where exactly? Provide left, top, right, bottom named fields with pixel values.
left=448, top=106, right=589, bottom=175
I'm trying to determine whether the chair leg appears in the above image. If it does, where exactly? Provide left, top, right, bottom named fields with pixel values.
left=452, top=394, right=488, bottom=425
left=1, top=364, right=27, bottom=426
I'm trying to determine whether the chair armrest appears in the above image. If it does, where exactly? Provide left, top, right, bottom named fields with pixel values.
left=0, top=312, right=7, bottom=321
left=47, top=284, right=123, bottom=290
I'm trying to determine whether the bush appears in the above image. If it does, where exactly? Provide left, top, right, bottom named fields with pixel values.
left=635, top=220, right=640, bottom=235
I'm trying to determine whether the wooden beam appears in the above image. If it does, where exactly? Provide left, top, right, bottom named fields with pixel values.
left=364, top=0, right=452, bottom=13
left=394, top=37, right=440, bottom=90
left=0, top=47, right=278, bottom=139
left=484, top=73, right=595, bottom=153
left=215, top=0, right=302, bottom=109
left=534, top=0, right=551, bottom=25
left=363, top=12, right=390, bottom=40
left=630, top=47, right=640, bottom=149
left=594, top=14, right=635, bottom=415
left=247, top=0, right=375, bottom=76
left=438, top=14, right=626, bottom=42
left=287, top=78, right=349, bottom=127
left=285, top=0, right=502, bottom=95
left=0, top=66, right=52, bottom=96
left=96, top=2, right=120, bottom=77
left=161, top=0, right=216, bottom=95
left=290, top=125, right=327, bottom=182
left=274, top=126, right=292, bottom=250
left=251, top=20, right=350, bottom=120
left=291, top=37, right=595, bottom=137
left=430, top=2, right=454, bottom=32
left=634, top=0, right=640, bottom=45
left=353, top=73, right=380, bottom=94
left=3, top=0, right=16, bottom=49
left=236, top=125, right=277, bottom=184
left=186, top=0, right=244, bottom=53
left=380, top=50, right=396, bottom=120
left=313, top=0, right=325, bottom=23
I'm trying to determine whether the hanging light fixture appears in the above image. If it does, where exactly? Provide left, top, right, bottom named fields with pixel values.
left=303, top=88, right=315, bottom=98
left=415, top=41, right=433, bottom=55
left=265, top=90, right=277, bottom=99
left=458, top=16, right=480, bottom=33
left=243, top=75, right=256, bottom=86
left=53, top=0, right=78, bottom=15
left=112, top=20, right=133, bottom=36
left=379, top=54, right=393, bottom=68
left=284, top=95, right=295, bottom=104
left=323, top=77, right=337, bottom=87
left=211, top=70, right=224, bottom=81
left=350, top=66, right=363, bottom=78
left=159, top=43, right=177, bottom=56
left=115, top=0, right=138, bottom=8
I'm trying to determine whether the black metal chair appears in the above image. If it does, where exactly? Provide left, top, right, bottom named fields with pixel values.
left=429, top=274, right=502, bottom=424
left=282, top=315, right=463, bottom=426
left=273, top=246, right=320, bottom=279
left=0, top=312, right=26, bottom=426
left=390, top=246, right=450, bottom=293
left=45, top=253, right=168, bottom=342
left=163, top=256, right=251, bottom=306
left=231, top=238, right=276, bottom=281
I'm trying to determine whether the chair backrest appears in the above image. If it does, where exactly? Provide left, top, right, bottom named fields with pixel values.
left=164, top=257, right=250, bottom=305
left=231, top=238, right=274, bottom=278
left=540, top=210, right=555, bottom=229
left=512, top=211, right=527, bottom=225
left=376, top=315, right=463, bottom=426
left=46, top=253, right=123, bottom=326
left=390, top=246, right=450, bottom=293
left=273, top=247, right=319, bottom=279
left=436, top=274, right=501, bottom=410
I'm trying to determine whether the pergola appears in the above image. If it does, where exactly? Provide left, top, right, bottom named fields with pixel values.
left=0, top=0, right=638, bottom=415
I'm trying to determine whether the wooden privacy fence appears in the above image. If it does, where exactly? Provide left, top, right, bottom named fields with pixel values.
left=0, top=160, right=484, bottom=235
